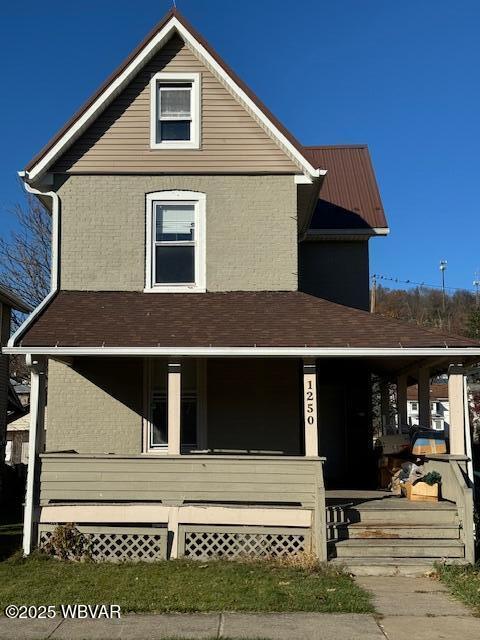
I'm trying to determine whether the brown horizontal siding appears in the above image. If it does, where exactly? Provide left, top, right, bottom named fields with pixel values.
left=52, top=35, right=298, bottom=174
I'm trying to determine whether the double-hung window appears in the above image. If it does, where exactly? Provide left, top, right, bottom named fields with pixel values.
left=146, top=191, right=206, bottom=292
left=155, top=201, right=196, bottom=284
left=150, top=73, right=200, bottom=148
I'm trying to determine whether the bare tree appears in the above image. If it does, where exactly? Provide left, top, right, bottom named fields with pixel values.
left=0, top=188, right=51, bottom=378
left=0, top=189, right=51, bottom=322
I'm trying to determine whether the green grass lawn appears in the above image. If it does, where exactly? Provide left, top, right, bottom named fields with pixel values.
left=437, top=564, right=480, bottom=615
left=0, top=522, right=22, bottom=562
left=0, top=553, right=373, bottom=614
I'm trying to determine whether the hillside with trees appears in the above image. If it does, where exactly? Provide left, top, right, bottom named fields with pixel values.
left=373, top=284, right=480, bottom=340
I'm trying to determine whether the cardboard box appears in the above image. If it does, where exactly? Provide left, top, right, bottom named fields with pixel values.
left=376, top=434, right=411, bottom=455
left=402, top=481, right=439, bottom=502
left=412, top=437, right=447, bottom=455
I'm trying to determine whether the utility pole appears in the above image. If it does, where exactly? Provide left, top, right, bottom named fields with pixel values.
left=474, top=271, right=480, bottom=307
left=370, top=274, right=377, bottom=313
left=439, top=260, right=447, bottom=313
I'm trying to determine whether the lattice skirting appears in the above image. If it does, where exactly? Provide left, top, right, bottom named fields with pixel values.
left=38, top=525, right=167, bottom=562
left=178, top=525, right=311, bottom=560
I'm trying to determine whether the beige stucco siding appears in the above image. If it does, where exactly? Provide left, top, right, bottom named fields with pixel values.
left=46, top=357, right=302, bottom=457
left=56, top=174, right=297, bottom=291
left=206, top=359, right=301, bottom=455
left=51, top=35, right=298, bottom=174
left=46, top=358, right=143, bottom=454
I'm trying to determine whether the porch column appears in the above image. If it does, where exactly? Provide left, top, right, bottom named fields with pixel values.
left=417, top=367, right=431, bottom=428
left=397, top=374, right=408, bottom=429
left=448, top=365, right=466, bottom=455
left=303, top=359, right=318, bottom=457
left=167, top=362, right=181, bottom=455
left=379, top=379, right=390, bottom=432
left=23, top=355, right=46, bottom=555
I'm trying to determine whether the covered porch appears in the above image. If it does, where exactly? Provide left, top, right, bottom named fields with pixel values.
left=25, top=350, right=477, bottom=564
left=5, top=290, right=480, bottom=562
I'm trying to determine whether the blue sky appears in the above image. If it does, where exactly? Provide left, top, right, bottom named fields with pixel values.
left=1, top=0, right=479, bottom=292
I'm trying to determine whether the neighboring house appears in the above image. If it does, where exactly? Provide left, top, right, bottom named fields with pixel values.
left=6, top=412, right=29, bottom=466
left=6, top=380, right=32, bottom=466
left=10, top=378, right=30, bottom=408
left=5, top=10, right=480, bottom=570
left=407, top=383, right=450, bottom=431
left=0, top=286, right=31, bottom=499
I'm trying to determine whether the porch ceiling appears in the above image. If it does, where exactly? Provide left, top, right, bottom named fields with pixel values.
left=9, top=292, right=480, bottom=364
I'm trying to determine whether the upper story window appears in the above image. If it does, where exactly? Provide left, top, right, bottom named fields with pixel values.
left=145, top=191, right=206, bottom=293
left=150, top=73, right=200, bottom=149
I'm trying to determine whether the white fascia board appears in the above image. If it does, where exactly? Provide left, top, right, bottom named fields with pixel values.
left=4, top=346, right=480, bottom=358
left=294, top=171, right=327, bottom=184
left=27, top=17, right=320, bottom=181
left=307, top=227, right=390, bottom=237
left=27, top=21, right=174, bottom=180
left=174, top=19, right=321, bottom=178
left=7, top=184, right=60, bottom=348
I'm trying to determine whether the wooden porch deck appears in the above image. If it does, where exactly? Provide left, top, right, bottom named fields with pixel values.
left=326, top=489, right=456, bottom=508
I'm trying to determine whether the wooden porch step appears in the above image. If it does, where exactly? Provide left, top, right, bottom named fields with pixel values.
left=334, top=538, right=464, bottom=559
left=347, top=523, right=460, bottom=540
left=330, top=557, right=469, bottom=577
left=346, top=502, right=458, bottom=525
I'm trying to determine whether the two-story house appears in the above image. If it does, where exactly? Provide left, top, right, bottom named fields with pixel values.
left=407, top=383, right=450, bottom=432
left=5, top=10, right=480, bottom=572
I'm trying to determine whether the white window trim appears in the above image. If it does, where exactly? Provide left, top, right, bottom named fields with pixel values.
left=145, top=190, right=206, bottom=293
left=142, top=358, right=207, bottom=455
left=150, top=72, right=201, bottom=149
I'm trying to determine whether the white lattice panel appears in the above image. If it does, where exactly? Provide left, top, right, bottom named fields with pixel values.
left=39, top=526, right=167, bottom=562
left=181, top=527, right=309, bottom=559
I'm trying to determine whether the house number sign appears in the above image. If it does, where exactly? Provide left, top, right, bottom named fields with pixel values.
left=303, top=362, right=318, bottom=456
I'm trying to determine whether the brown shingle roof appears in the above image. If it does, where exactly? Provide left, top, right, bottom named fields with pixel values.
left=304, top=145, right=388, bottom=231
left=18, top=291, right=478, bottom=349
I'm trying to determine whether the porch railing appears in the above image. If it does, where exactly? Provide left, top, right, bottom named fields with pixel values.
left=39, top=453, right=327, bottom=560
left=423, top=454, right=475, bottom=563
left=39, top=453, right=324, bottom=509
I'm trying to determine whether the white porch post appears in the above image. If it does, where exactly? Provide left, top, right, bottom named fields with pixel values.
left=303, top=359, right=318, bottom=457
left=397, top=374, right=408, bottom=429
left=417, top=367, right=431, bottom=428
left=167, top=362, right=181, bottom=455
left=448, top=364, right=466, bottom=455
left=23, top=355, right=46, bottom=555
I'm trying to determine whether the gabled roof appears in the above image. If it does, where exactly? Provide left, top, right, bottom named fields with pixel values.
left=7, top=381, right=27, bottom=424
left=24, top=9, right=323, bottom=181
left=13, top=291, right=479, bottom=352
left=304, top=145, right=388, bottom=233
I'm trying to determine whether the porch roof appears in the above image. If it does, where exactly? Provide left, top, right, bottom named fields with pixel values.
left=11, top=291, right=480, bottom=354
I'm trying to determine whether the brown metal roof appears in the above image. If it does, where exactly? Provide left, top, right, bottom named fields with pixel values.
left=25, top=9, right=314, bottom=176
left=304, top=145, right=388, bottom=231
left=18, top=291, right=478, bottom=349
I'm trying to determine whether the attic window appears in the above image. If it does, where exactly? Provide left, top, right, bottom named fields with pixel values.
left=150, top=72, right=200, bottom=149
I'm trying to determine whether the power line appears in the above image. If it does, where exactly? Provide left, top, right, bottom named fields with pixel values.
left=371, top=273, right=475, bottom=293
